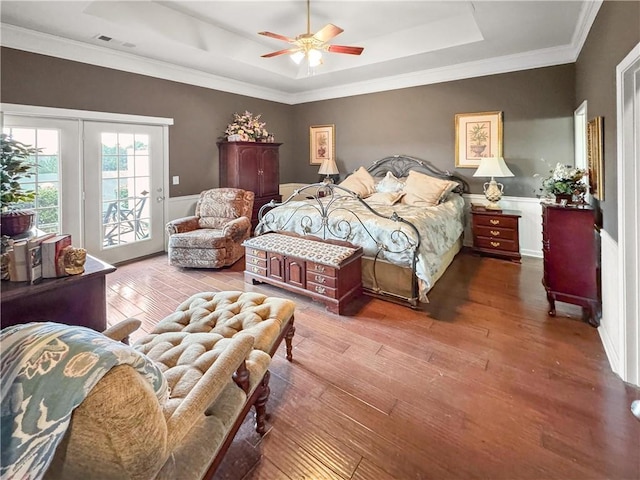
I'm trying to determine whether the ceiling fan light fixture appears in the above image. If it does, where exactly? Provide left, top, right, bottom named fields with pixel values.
left=291, top=51, right=305, bottom=64
left=308, top=48, right=322, bottom=67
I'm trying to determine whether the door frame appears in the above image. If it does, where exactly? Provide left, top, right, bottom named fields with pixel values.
left=616, top=43, right=640, bottom=386
left=0, top=103, right=173, bottom=253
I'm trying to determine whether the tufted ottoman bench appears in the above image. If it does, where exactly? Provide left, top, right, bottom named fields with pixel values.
left=137, top=291, right=296, bottom=361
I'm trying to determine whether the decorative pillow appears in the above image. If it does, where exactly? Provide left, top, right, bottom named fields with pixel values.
left=402, top=170, right=459, bottom=206
left=338, top=167, right=376, bottom=198
left=375, top=171, right=405, bottom=193
left=366, top=191, right=405, bottom=206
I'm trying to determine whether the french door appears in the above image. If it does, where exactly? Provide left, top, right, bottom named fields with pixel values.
left=83, top=122, right=165, bottom=264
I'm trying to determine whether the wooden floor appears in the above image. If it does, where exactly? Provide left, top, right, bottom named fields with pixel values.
left=106, top=251, right=640, bottom=480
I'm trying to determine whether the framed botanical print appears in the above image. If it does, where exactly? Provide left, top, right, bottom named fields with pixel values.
left=455, top=111, right=503, bottom=168
left=309, top=125, right=335, bottom=165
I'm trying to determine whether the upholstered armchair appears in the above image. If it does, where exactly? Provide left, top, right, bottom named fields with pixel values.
left=167, top=188, right=254, bottom=268
left=0, top=319, right=272, bottom=480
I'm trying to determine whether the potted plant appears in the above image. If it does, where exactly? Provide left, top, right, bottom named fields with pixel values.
left=539, top=162, right=587, bottom=204
left=469, top=124, right=488, bottom=156
left=1, top=133, right=39, bottom=237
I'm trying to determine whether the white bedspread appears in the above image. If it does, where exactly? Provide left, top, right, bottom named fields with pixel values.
left=256, top=194, right=465, bottom=296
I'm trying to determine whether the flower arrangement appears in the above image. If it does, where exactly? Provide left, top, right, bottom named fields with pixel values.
left=224, top=111, right=273, bottom=142
left=539, top=163, right=587, bottom=198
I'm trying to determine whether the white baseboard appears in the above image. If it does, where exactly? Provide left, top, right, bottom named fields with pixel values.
left=598, top=229, right=622, bottom=377
left=462, top=194, right=543, bottom=258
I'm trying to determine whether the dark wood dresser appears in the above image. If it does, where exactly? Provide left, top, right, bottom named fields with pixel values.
left=218, top=141, right=282, bottom=228
left=471, top=206, right=521, bottom=262
left=541, top=203, right=600, bottom=326
left=1, top=255, right=116, bottom=331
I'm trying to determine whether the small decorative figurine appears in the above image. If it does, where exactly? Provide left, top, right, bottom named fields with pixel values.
left=63, top=247, right=87, bottom=275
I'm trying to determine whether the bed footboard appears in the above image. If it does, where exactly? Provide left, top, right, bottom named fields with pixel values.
left=256, top=183, right=422, bottom=307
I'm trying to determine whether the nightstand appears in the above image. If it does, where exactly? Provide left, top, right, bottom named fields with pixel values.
left=471, top=206, right=521, bottom=263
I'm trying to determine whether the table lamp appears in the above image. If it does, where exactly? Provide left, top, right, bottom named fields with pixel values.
left=472, top=156, right=514, bottom=210
left=318, top=157, right=339, bottom=183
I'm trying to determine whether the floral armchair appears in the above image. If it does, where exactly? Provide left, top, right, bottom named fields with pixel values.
left=167, top=188, right=254, bottom=268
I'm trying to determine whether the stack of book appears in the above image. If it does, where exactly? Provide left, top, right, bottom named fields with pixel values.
left=6, top=233, right=72, bottom=283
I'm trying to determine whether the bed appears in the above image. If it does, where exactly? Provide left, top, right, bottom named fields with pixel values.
left=255, top=155, right=468, bottom=307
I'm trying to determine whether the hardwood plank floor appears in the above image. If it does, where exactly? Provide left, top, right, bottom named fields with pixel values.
left=106, top=251, right=640, bottom=480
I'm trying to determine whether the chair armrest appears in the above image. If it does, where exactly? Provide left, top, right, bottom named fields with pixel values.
left=222, top=216, right=252, bottom=241
left=102, top=318, right=142, bottom=343
left=164, top=334, right=255, bottom=452
left=166, top=216, right=199, bottom=235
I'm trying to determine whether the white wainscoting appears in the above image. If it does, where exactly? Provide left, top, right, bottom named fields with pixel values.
left=598, top=229, right=623, bottom=378
left=165, top=194, right=200, bottom=249
left=462, top=194, right=543, bottom=258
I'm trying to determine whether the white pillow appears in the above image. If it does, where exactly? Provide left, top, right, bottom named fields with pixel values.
left=366, top=191, right=405, bottom=206
left=375, top=171, right=405, bottom=193
left=338, top=167, right=376, bottom=198
left=401, top=170, right=459, bottom=206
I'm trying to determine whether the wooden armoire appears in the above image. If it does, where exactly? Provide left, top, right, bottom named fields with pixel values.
left=541, top=203, right=601, bottom=326
left=217, top=141, right=282, bottom=228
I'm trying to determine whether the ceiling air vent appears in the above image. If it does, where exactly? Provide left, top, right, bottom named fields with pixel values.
left=96, top=35, right=112, bottom=42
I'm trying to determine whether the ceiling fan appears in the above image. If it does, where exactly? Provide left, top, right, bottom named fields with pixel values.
left=259, top=0, right=364, bottom=67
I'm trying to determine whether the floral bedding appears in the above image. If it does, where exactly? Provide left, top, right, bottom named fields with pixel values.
left=256, top=193, right=465, bottom=299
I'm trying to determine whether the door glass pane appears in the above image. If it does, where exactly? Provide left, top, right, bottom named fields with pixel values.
left=101, top=132, right=151, bottom=248
left=2, top=127, right=61, bottom=234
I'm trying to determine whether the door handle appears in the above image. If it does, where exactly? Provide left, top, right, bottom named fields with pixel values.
left=156, top=196, right=165, bottom=203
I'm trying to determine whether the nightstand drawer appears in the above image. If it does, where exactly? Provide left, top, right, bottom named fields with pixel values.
left=475, top=237, right=518, bottom=253
left=306, top=271, right=337, bottom=288
left=475, top=225, right=517, bottom=241
left=473, top=215, right=518, bottom=229
left=307, top=281, right=338, bottom=299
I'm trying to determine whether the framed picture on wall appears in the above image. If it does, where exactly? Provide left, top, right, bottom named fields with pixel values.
left=587, top=116, right=604, bottom=200
left=309, top=124, right=335, bottom=165
left=454, top=111, right=503, bottom=168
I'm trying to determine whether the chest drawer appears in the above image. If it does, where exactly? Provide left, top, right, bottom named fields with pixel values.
left=306, top=271, right=337, bottom=288
left=474, top=225, right=517, bottom=241
left=246, top=248, right=267, bottom=259
left=306, top=281, right=338, bottom=299
left=473, top=215, right=518, bottom=229
left=306, top=262, right=336, bottom=277
left=246, top=255, right=267, bottom=268
left=475, top=237, right=518, bottom=253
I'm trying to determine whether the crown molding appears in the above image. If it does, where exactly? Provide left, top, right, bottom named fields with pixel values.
left=2, top=3, right=602, bottom=106
left=0, top=24, right=292, bottom=105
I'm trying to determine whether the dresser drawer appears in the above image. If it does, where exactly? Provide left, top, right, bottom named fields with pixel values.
left=246, top=248, right=266, bottom=259
left=246, top=255, right=267, bottom=268
left=306, top=271, right=337, bottom=288
left=307, top=281, right=338, bottom=299
left=306, top=262, right=336, bottom=277
left=473, top=215, right=518, bottom=229
left=475, top=237, right=518, bottom=253
left=475, top=225, right=517, bottom=241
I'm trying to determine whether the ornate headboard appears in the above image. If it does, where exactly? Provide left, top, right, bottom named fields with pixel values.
left=365, top=154, right=469, bottom=194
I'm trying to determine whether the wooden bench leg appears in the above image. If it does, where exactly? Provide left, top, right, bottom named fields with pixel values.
left=285, top=317, right=295, bottom=362
left=254, top=370, right=271, bottom=435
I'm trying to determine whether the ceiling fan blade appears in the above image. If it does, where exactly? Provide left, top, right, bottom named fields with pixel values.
left=313, top=24, right=343, bottom=43
left=258, top=31, right=296, bottom=43
left=326, top=45, right=364, bottom=56
left=261, top=48, right=300, bottom=58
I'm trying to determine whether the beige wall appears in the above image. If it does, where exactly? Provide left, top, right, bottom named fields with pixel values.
left=291, top=65, right=576, bottom=197
left=0, top=48, right=294, bottom=198
left=0, top=50, right=576, bottom=199
left=576, top=0, right=640, bottom=239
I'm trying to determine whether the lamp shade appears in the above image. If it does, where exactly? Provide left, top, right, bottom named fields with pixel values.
left=472, top=157, right=514, bottom=178
left=318, top=158, right=339, bottom=176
